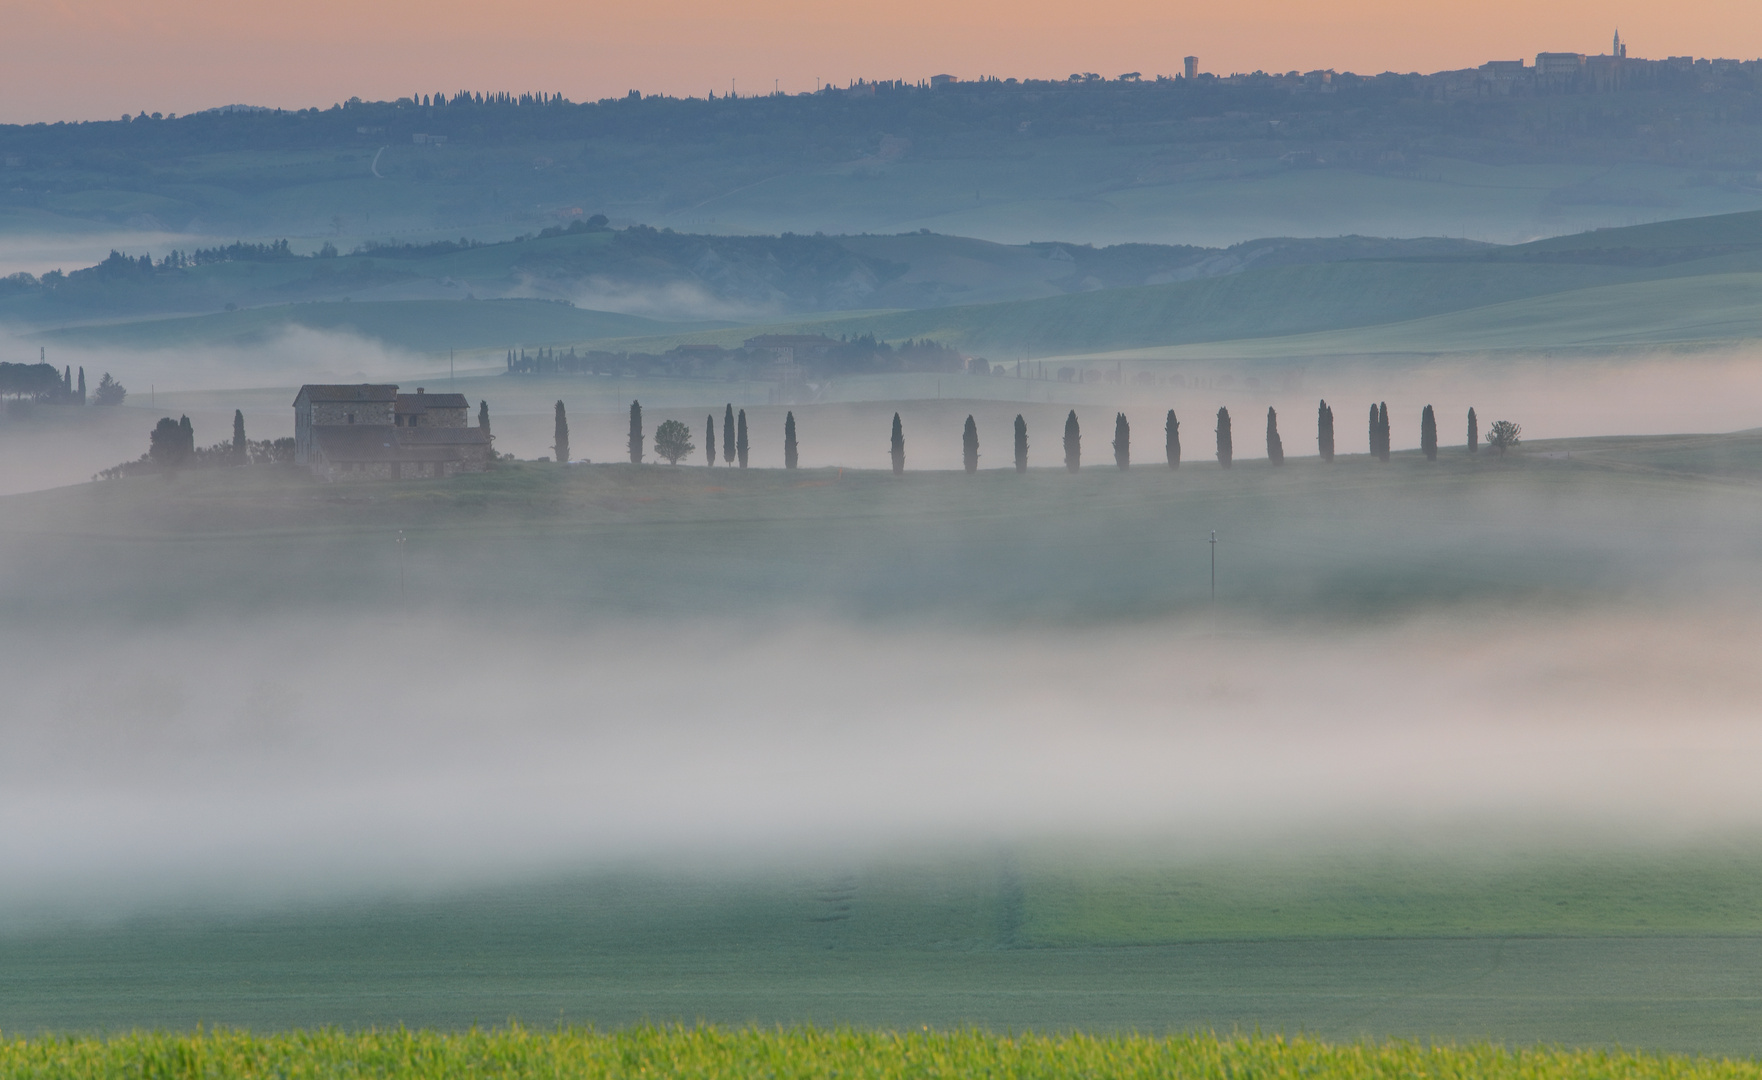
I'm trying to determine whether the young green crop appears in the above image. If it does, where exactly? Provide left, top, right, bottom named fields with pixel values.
left=3, top=1027, right=1760, bottom=1080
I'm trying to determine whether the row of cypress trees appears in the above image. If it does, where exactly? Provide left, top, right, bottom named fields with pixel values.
left=905, top=403, right=1493, bottom=472
left=551, top=400, right=1495, bottom=470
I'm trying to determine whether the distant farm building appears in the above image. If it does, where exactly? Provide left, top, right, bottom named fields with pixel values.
left=293, top=384, right=492, bottom=481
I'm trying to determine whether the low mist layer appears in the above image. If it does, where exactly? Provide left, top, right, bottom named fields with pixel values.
left=5, top=606, right=1762, bottom=927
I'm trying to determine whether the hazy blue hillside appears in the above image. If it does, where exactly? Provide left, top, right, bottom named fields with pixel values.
left=23, top=210, right=1762, bottom=358
left=3, top=77, right=1762, bottom=249
left=0, top=223, right=1494, bottom=328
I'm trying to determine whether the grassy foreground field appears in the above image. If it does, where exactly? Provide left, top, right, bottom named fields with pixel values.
left=8, top=1028, right=1762, bottom=1080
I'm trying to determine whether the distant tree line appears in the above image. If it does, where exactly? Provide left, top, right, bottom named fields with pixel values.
left=0, top=361, right=120, bottom=405
left=505, top=334, right=963, bottom=380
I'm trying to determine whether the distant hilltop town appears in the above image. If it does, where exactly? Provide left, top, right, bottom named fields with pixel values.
left=928, top=31, right=1741, bottom=96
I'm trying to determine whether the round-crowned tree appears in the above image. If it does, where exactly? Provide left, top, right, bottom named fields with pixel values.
left=653, top=418, right=694, bottom=464
left=1485, top=419, right=1521, bottom=455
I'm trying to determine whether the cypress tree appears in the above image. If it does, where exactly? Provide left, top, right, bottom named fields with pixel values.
left=890, top=412, right=905, bottom=474
left=177, top=415, right=194, bottom=459
left=1378, top=402, right=1390, bottom=461
left=1368, top=403, right=1380, bottom=459
left=232, top=409, right=246, bottom=463
left=1113, top=413, right=1130, bottom=469
left=628, top=400, right=643, bottom=464
left=736, top=409, right=749, bottom=468
left=1013, top=414, right=1028, bottom=472
left=554, top=400, right=570, bottom=463
left=1467, top=407, right=1479, bottom=453
left=961, top=415, right=980, bottom=472
left=1165, top=410, right=1180, bottom=469
left=478, top=399, right=490, bottom=435
left=706, top=414, right=715, bottom=466
left=1266, top=406, right=1284, bottom=464
left=784, top=411, right=798, bottom=469
left=1317, top=400, right=1334, bottom=462
left=1063, top=410, right=1080, bottom=472
left=723, top=404, right=735, bottom=464
left=62, top=366, right=71, bottom=397
left=1421, top=404, right=1437, bottom=461
left=1216, top=407, right=1232, bottom=468
left=77, top=367, right=86, bottom=404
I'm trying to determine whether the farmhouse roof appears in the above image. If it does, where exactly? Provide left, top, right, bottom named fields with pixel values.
left=294, top=384, right=398, bottom=406
left=395, top=390, right=470, bottom=414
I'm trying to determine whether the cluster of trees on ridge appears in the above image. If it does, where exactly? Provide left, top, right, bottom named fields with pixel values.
left=560, top=400, right=1521, bottom=470
left=96, top=410, right=294, bottom=480
left=0, top=361, right=124, bottom=405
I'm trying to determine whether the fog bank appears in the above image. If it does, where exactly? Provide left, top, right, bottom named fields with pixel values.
left=6, top=608, right=1761, bottom=927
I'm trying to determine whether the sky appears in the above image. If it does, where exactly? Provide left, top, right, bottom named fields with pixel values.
left=0, top=0, right=1759, bottom=123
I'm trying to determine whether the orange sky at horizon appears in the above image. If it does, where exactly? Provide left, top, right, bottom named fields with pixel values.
left=1, top=0, right=1758, bottom=123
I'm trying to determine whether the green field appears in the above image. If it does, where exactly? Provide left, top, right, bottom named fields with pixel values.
left=14, top=844, right=1762, bottom=1047
left=16, top=1027, right=1762, bottom=1080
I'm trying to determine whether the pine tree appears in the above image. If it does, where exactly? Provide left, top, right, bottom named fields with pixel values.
left=1378, top=402, right=1390, bottom=461
left=1216, top=407, right=1232, bottom=468
left=784, top=412, right=798, bottom=469
left=1013, top=414, right=1028, bottom=472
left=1063, top=410, right=1080, bottom=472
left=1421, top=404, right=1437, bottom=461
left=554, top=400, right=570, bottom=464
left=1165, top=410, right=1180, bottom=469
left=1467, top=407, right=1478, bottom=454
left=1266, top=406, right=1283, bottom=464
left=232, top=409, right=246, bottom=463
left=723, top=404, right=736, bottom=464
left=1113, top=413, right=1130, bottom=469
left=890, top=412, right=905, bottom=474
left=736, top=409, right=749, bottom=468
left=706, top=415, right=716, bottom=466
left=628, top=400, right=643, bottom=464
left=1317, top=400, right=1334, bottom=462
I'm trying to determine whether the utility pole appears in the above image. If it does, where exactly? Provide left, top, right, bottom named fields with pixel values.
left=1210, top=530, right=1217, bottom=602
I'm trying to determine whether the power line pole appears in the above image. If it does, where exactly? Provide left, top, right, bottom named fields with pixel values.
left=1210, top=530, right=1217, bottom=603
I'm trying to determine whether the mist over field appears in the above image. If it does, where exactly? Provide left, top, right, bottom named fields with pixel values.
left=6, top=603, right=1762, bottom=931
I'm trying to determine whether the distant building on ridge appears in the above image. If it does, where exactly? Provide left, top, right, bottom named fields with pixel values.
left=293, top=384, right=492, bottom=481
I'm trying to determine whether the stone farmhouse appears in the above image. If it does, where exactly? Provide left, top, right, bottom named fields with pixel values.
left=293, top=384, right=492, bottom=481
